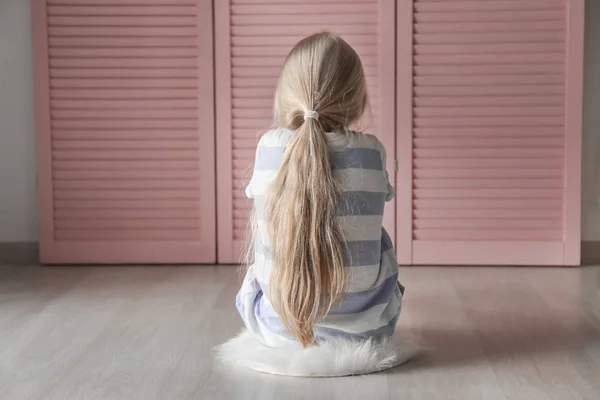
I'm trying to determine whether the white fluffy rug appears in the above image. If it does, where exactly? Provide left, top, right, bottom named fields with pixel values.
left=215, top=330, right=417, bottom=377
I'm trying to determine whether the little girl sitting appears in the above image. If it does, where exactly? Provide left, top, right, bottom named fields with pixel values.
left=220, top=32, right=410, bottom=376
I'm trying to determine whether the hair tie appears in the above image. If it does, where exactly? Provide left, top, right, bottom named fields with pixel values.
left=303, top=111, right=319, bottom=121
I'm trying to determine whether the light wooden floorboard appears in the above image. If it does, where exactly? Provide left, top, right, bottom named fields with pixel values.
left=0, top=264, right=599, bottom=400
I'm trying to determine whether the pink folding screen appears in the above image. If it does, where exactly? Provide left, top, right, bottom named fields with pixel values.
left=31, top=0, right=584, bottom=266
left=215, top=0, right=397, bottom=263
left=396, top=0, right=584, bottom=266
left=32, top=0, right=216, bottom=263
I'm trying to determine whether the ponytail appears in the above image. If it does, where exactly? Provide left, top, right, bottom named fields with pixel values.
left=265, top=32, right=367, bottom=347
left=266, top=116, right=345, bottom=347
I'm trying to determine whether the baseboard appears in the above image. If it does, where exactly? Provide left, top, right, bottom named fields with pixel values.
left=582, top=241, right=600, bottom=266
left=0, top=241, right=598, bottom=266
left=0, top=242, right=39, bottom=265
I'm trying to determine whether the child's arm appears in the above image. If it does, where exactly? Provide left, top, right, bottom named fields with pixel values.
left=235, top=265, right=265, bottom=337
left=245, top=137, right=263, bottom=199
left=245, top=129, right=287, bottom=199
left=377, top=140, right=396, bottom=202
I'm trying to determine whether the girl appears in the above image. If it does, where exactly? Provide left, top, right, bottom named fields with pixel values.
left=236, top=32, right=404, bottom=349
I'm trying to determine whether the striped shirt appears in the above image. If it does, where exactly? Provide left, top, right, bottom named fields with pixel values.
left=236, top=128, right=404, bottom=347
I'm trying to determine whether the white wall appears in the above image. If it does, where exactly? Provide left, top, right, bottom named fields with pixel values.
left=582, top=0, right=600, bottom=241
left=0, top=0, right=599, bottom=242
left=0, top=0, right=37, bottom=242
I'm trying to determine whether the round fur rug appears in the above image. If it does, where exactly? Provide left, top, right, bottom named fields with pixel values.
left=215, top=329, right=417, bottom=377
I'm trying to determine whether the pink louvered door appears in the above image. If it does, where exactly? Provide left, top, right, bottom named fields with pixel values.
left=396, top=0, right=584, bottom=265
left=32, top=0, right=216, bottom=263
left=215, top=0, right=396, bottom=263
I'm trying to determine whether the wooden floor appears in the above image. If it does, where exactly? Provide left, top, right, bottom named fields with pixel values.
left=0, top=264, right=599, bottom=400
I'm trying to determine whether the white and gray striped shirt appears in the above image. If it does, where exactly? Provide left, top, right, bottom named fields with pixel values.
left=236, top=128, right=403, bottom=347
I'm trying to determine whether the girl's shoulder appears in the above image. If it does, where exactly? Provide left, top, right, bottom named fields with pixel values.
left=257, top=128, right=293, bottom=147
left=346, top=131, right=385, bottom=151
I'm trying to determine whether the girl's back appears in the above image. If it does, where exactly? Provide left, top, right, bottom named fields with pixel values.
left=239, top=129, right=403, bottom=347
left=235, top=32, right=403, bottom=348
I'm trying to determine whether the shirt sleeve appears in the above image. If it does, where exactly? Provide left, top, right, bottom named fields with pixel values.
left=235, top=265, right=265, bottom=338
left=245, top=134, right=266, bottom=199
left=377, top=139, right=396, bottom=202
left=245, top=129, right=291, bottom=199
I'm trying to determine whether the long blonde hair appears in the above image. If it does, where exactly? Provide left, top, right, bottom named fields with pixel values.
left=267, top=32, right=368, bottom=347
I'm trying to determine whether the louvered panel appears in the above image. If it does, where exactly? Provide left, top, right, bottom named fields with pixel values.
left=415, top=64, right=564, bottom=75
left=414, top=199, right=563, bottom=210
left=54, top=199, right=199, bottom=210
left=49, top=37, right=198, bottom=48
left=53, top=160, right=200, bottom=170
left=414, top=168, right=563, bottom=179
left=50, top=79, right=199, bottom=89
left=414, top=20, right=565, bottom=34
left=413, top=230, right=562, bottom=241
left=53, top=169, right=200, bottom=180
left=51, top=100, right=198, bottom=110
left=50, top=69, right=198, bottom=78
left=396, top=0, right=584, bottom=265
left=414, top=178, right=563, bottom=190
left=216, top=0, right=395, bottom=262
left=414, top=209, right=562, bottom=220
left=47, top=5, right=197, bottom=15
left=47, top=0, right=198, bottom=4
left=412, top=0, right=566, bottom=246
left=53, top=179, right=200, bottom=190
left=33, top=0, right=215, bottom=263
left=48, top=16, right=199, bottom=26
left=54, top=209, right=199, bottom=219
left=48, top=27, right=198, bottom=36
left=54, top=230, right=199, bottom=241
left=51, top=89, right=199, bottom=99
left=53, top=190, right=199, bottom=200
left=414, top=158, right=563, bottom=169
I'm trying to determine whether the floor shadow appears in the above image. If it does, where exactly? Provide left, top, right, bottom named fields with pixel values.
left=390, top=315, right=600, bottom=373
